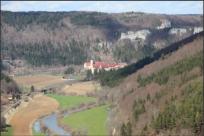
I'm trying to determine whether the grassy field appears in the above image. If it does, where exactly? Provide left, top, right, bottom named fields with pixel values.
left=13, top=74, right=65, bottom=89
left=61, top=81, right=101, bottom=95
left=61, top=105, right=109, bottom=135
left=47, top=94, right=96, bottom=109
left=1, top=126, right=13, bottom=136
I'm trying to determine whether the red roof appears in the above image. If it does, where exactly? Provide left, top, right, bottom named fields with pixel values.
left=84, top=61, right=126, bottom=69
left=93, top=61, right=117, bottom=68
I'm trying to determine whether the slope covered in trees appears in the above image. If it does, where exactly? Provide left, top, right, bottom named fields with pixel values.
left=96, top=31, right=203, bottom=87
left=151, top=79, right=203, bottom=133
left=1, top=73, right=21, bottom=101
left=1, top=11, right=203, bottom=66
left=104, top=32, right=203, bottom=135
left=2, top=39, right=88, bottom=66
left=1, top=73, right=20, bottom=94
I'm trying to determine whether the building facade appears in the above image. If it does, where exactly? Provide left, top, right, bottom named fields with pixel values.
left=84, top=60, right=127, bottom=74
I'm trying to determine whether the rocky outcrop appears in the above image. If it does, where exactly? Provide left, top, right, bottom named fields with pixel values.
left=120, top=30, right=151, bottom=41
left=193, top=27, right=203, bottom=34
left=156, top=19, right=171, bottom=29
left=169, top=28, right=187, bottom=35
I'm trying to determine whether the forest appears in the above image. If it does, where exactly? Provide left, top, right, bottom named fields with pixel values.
left=151, top=80, right=203, bottom=133
left=2, top=39, right=89, bottom=66
left=137, top=51, right=203, bottom=87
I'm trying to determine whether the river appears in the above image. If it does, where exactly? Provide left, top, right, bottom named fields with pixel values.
left=33, top=112, right=71, bottom=136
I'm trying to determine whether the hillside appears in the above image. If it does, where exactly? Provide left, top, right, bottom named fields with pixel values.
left=1, top=11, right=203, bottom=67
left=1, top=73, right=21, bottom=105
left=104, top=32, right=203, bottom=135
left=95, top=31, right=203, bottom=87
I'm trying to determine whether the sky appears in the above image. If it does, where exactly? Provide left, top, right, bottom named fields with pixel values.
left=1, top=1, right=203, bottom=14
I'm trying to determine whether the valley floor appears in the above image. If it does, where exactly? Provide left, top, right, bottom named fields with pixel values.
left=3, top=73, right=108, bottom=136
left=9, top=95, right=59, bottom=136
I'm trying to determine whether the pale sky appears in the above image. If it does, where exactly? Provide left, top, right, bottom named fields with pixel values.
left=1, top=1, right=203, bottom=14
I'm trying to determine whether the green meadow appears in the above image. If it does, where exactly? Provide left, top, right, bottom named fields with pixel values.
left=1, top=126, right=13, bottom=136
left=47, top=94, right=96, bottom=109
left=62, top=105, right=109, bottom=135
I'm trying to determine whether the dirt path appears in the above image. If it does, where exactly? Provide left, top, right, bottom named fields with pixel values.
left=9, top=95, right=59, bottom=136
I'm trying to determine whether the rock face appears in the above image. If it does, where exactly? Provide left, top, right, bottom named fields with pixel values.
left=169, top=28, right=187, bottom=35
left=153, top=40, right=166, bottom=49
left=193, top=27, right=203, bottom=34
left=97, top=41, right=112, bottom=49
left=156, top=19, right=171, bottom=29
left=120, top=30, right=151, bottom=41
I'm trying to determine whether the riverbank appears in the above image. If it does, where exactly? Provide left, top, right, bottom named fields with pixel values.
left=9, top=95, right=59, bottom=136
left=60, top=104, right=109, bottom=135
left=44, top=92, right=109, bottom=135
left=32, top=94, right=97, bottom=135
left=40, top=93, right=109, bottom=135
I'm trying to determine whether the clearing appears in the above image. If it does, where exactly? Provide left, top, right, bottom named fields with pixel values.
left=61, top=105, right=109, bottom=135
left=9, top=95, right=59, bottom=136
left=61, top=81, right=101, bottom=95
left=13, top=74, right=66, bottom=89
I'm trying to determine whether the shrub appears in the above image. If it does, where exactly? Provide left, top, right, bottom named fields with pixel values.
left=146, top=93, right=151, bottom=101
left=133, top=99, right=146, bottom=121
left=120, top=121, right=132, bottom=136
left=64, top=67, right=75, bottom=75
